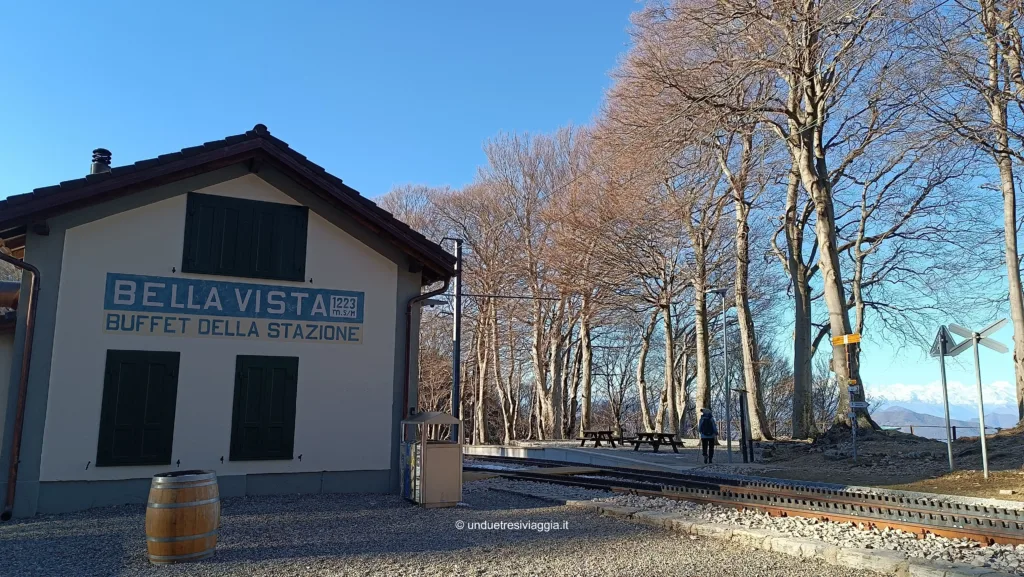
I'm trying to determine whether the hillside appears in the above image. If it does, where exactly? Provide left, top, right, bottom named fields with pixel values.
left=873, top=406, right=1018, bottom=439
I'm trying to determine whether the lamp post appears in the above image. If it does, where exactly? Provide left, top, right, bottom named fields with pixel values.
left=709, top=287, right=731, bottom=463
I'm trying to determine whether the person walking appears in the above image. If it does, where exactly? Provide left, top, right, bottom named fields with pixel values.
left=698, top=408, right=718, bottom=464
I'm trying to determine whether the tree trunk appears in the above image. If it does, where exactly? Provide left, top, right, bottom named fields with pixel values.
left=980, top=5, right=1024, bottom=421
left=530, top=299, right=547, bottom=440
left=734, top=198, right=773, bottom=440
left=473, top=316, right=490, bottom=445
left=543, top=299, right=567, bottom=438
left=636, top=309, right=658, bottom=432
left=663, top=304, right=678, bottom=433
left=536, top=383, right=544, bottom=438
left=783, top=165, right=817, bottom=439
left=489, top=301, right=513, bottom=444
left=564, top=337, right=582, bottom=438
left=796, top=142, right=875, bottom=429
left=693, top=282, right=712, bottom=412
left=995, top=111, right=1024, bottom=422
left=793, top=272, right=817, bottom=437
left=655, top=387, right=668, bottom=432
left=507, top=325, right=521, bottom=440
left=676, top=350, right=689, bottom=433
left=578, top=304, right=594, bottom=435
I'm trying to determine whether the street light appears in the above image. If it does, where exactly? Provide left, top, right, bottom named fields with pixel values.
left=708, top=286, right=731, bottom=463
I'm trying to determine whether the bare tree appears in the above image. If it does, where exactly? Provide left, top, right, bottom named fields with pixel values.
left=916, top=1, right=1024, bottom=421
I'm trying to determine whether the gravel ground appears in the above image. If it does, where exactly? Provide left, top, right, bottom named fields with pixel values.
left=0, top=487, right=872, bottom=577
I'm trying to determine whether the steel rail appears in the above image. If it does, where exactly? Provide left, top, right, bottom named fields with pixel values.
left=465, top=456, right=1024, bottom=545
left=466, top=454, right=1024, bottom=520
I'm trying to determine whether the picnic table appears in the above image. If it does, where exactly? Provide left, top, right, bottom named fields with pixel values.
left=630, top=432, right=679, bottom=453
left=579, top=430, right=617, bottom=448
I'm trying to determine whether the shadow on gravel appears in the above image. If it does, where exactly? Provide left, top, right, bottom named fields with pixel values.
left=0, top=490, right=645, bottom=575
left=192, top=491, right=628, bottom=565
left=0, top=532, right=129, bottom=576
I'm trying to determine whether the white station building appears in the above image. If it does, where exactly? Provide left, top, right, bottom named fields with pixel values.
left=0, top=125, right=454, bottom=518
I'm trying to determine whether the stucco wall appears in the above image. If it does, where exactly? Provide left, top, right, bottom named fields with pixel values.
left=38, top=174, right=399, bottom=482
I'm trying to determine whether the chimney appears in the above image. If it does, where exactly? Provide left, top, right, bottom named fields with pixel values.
left=90, top=148, right=112, bottom=174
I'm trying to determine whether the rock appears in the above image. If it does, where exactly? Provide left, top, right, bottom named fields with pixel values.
left=770, top=536, right=809, bottom=558
left=834, top=548, right=907, bottom=574
left=907, top=558, right=959, bottom=577
left=730, top=527, right=776, bottom=549
left=598, top=505, right=638, bottom=518
left=632, top=510, right=679, bottom=528
left=693, top=523, right=735, bottom=540
left=999, top=489, right=1017, bottom=496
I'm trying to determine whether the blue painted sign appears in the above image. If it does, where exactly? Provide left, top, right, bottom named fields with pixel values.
left=102, top=273, right=365, bottom=344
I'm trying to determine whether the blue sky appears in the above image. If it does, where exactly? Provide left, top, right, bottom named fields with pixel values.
left=0, top=1, right=634, bottom=196
left=0, top=1, right=1015, bottom=419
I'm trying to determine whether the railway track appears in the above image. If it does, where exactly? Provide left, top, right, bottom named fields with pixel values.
left=465, top=454, right=1024, bottom=546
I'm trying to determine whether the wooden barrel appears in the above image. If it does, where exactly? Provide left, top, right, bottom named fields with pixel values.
left=145, top=470, right=220, bottom=564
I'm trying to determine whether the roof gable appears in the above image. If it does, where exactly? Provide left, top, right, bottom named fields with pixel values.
left=0, top=124, right=454, bottom=284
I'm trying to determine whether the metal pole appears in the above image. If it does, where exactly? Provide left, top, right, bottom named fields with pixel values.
left=722, top=294, right=732, bottom=463
left=852, top=413, right=858, bottom=461
left=938, top=331, right=955, bottom=472
left=736, top=389, right=748, bottom=463
left=743, top=388, right=754, bottom=461
left=449, top=239, right=463, bottom=442
left=846, top=344, right=857, bottom=462
left=972, top=334, right=989, bottom=479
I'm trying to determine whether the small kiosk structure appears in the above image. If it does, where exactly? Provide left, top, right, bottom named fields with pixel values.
left=400, top=411, right=463, bottom=508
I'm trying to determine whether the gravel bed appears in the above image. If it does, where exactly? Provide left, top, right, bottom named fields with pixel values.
left=599, top=493, right=1024, bottom=574
left=0, top=487, right=871, bottom=577
left=464, top=477, right=613, bottom=501
left=473, top=477, right=1024, bottom=574
left=462, top=459, right=531, bottom=471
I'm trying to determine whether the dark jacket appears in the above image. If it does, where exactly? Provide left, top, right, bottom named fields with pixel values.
left=698, top=414, right=718, bottom=439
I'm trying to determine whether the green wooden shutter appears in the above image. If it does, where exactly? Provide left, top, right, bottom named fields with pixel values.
left=96, top=350, right=180, bottom=467
left=250, top=203, right=307, bottom=281
left=182, top=193, right=254, bottom=277
left=183, top=192, right=306, bottom=281
left=230, top=356, right=299, bottom=461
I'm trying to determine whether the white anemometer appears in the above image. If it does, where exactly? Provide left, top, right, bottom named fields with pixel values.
left=932, top=319, right=1008, bottom=479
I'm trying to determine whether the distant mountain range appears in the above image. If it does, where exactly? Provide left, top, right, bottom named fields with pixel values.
left=873, top=406, right=1018, bottom=439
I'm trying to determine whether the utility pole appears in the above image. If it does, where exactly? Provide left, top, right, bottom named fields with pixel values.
left=444, top=237, right=464, bottom=442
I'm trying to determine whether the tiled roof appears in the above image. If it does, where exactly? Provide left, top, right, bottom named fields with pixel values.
left=0, top=124, right=455, bottom=283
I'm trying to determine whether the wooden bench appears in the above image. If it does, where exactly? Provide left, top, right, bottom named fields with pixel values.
left=631, top=432, right=680, bottom=453
left=579, top=430, right=617, bottom=448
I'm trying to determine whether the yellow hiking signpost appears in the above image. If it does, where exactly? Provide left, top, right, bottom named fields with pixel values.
left=832, top=333, right=861, bottom=460
left=831, top=333, right=861, bottom=346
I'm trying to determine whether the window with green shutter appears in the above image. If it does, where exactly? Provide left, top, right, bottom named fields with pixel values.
left=230, top=355, right=299, bottom=461
left=96, top=350, right=180, bottom=467
left=181, top=192, right=308, bottom=282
